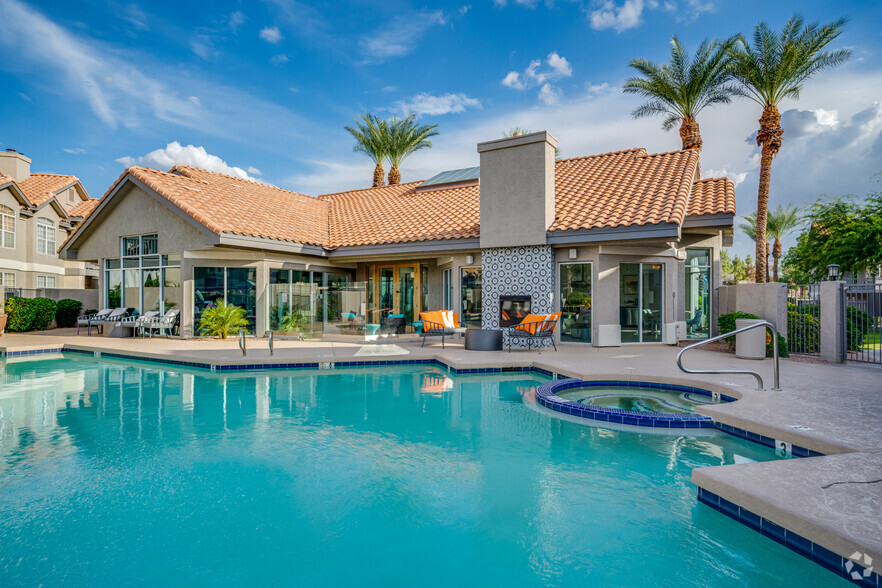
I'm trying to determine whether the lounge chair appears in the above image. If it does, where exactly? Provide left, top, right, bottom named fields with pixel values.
left=133, top=311, right=161, bottom=337
left=504, top=312, right=561, bottom=353
left=144, top=309, right=180, bottom=339
left=419, top=310, right=461, bottom=349
left=77, top=308, right=111, bottom=335
left=88, top=307, right=129, bottom=335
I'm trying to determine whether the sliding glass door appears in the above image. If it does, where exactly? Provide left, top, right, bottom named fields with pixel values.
left=619, top=263, right=663, bottom=343
left=559, top=262, right=592, bottom=343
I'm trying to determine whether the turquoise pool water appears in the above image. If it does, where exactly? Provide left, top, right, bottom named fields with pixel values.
left=0, top=356, right=844, bottom=586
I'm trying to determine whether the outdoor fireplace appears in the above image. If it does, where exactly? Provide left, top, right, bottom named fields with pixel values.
left=500, top=295, right=531, bottom=328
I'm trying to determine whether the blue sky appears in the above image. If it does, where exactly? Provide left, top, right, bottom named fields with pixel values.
left=2, top=0, right=881, bottom=258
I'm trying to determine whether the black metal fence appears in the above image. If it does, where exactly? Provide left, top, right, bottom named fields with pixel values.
left=844, top=281, right=882, bottom=364
left=787, top=283, right=821, bottom=355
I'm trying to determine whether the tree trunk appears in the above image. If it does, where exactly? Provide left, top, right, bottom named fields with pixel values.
left=388, top=165, right=401, bottom=185
left=753, top=106, right=783, bottom=283
left=372, top=164, right=386, bottom=188
left=679, top=115, right=702, bottom=150
left=772, top=238, right=782, bottom=282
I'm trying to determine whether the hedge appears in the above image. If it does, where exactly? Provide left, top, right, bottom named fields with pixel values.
left=3, top=296, right=59, bottom=332
left=717, top=311, right=789, bottom=358
left=788, top=302, right=870, bottom=351
left=55, top=299, right=84, bottom=328
left=787, top=309, right=820, bottom=354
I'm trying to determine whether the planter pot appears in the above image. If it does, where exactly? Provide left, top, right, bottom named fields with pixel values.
left=735, top=318, right=766, bottom=360
left=0, top=313, right=7, bottom=335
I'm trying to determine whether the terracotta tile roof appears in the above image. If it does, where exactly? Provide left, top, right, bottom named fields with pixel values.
left=17, top=173, right=79, bottom=207
left=68, top=198, right=101, bottom=218
left=125, top=165, right=329, bottom=246
left=322, top=181, right=480, bottom=247
left=550, top=148, right=701, bottom=232
left=688, top=177, right=736, bottom=217
left=0, top=171, right=14, bottom=185
left=68, top=147, right=735, bottom=252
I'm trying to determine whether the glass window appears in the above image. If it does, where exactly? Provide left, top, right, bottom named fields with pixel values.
left=122, top=236, right=140, bottom=256
left=194, top=267, right=225, bottom=325
left=619, top=263, right=664, bottom=343
left=162, top=253, right=181, bottom=266
left=141, top=234, right=158, bottom=255
left=2, top=272, right=15, bottom=287
left=0, top=205, right=14, bottom=249
left=559, top=263, right=592, bottom=343
left=106, top=258, right=121, bottom=269
left=143, top=268, right=162, bottom=312
left=460, top=267, right=482, bottom=329
left=106, top=270, right=122, bottom=308
left=36, top=275, right=56, bottom=289
left=442, top=268, right=452, bottom=310
left=162, top=267, right=181, bottom=312
left=36, top=218, right=55, bottom=255
left=685, top=248, right=711, bottom=339
left=142, top=256, right=160, bottom=267
left=226, top=267, right=257, bottom=333
left=123, top=269, right=140, bottom=309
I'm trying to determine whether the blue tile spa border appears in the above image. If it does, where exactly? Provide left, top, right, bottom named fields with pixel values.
left=1, top=347, right=64, bottom=358
left=698, top=487, right=880, bottom=587
left=535, top=378, right=719, bottom=429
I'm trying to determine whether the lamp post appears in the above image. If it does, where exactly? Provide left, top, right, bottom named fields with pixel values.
left=826, top=263, right=840, bottom=281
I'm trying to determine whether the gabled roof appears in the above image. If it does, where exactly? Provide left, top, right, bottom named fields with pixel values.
left=0, top=170, right=34, bottom=208
left=18, top=173, right=81, bottom=206
left=120, top=165, right=330, bottom=246
left=64, top=146, right=735, bottom=254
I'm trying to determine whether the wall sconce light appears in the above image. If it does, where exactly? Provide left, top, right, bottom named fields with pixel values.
left=466, top=255, right=474, bottom=265
left=568, top=248, right=577, bottom=259
left=827, top=263, right=840, bottom=281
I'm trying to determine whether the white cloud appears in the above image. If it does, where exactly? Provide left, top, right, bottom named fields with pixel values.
left=538, top=83, right=561, bottom=105
left=187, top=95, right=201, bottom=106
left=63, top=148, right=86, bottom=154
left=116, top=142, right=262, bottom=182
left=259, top=26, right=283, bottom=43
left=228, top=10, right=246, bottom=32
left=502, top=71, right=525, bottom=90
left=586, top=81, right=612, bottom=94
left=394, top=92, right=482, bottom=116
left=247, top=166, right=262, bottom=176
left=589, top=0, right=644, bottom=32
left=359, top=10, right=446, bottom=62
left=704, top=168, right=748, bottom=187
left=270, top=53, right=289, bottom=65
left=547, top=52, right=572, bottom=78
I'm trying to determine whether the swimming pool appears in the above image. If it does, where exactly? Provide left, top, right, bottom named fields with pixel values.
left=0, top=355, right=846, bottom=585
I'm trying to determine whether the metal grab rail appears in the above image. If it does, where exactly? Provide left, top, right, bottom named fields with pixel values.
left=239, top=329, right=246, bottom=356
left=268, top=330, right=274, bottom=356
left=677, top=320, right=780, bottom=391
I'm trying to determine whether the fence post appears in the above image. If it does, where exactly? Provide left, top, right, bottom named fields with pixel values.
left=820, top=281, right=846, bottom=363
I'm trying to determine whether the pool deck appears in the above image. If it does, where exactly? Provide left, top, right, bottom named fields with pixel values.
left=2, top=329, right=881, bottom=581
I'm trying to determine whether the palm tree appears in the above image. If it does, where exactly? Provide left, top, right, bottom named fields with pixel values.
left=767, top=204, right=803, bottom=281
left=739, top=212, right=771, bottom=282
left=386, top=114, right=438, bottom=185
left=344, top=113, right=389, bottom=188
left=622, top=35, right=738, bottom=150
left=729, top=15, right=850, bottom=282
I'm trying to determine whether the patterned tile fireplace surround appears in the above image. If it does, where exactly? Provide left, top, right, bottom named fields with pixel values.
left=481, top=246, right=555, bottom=345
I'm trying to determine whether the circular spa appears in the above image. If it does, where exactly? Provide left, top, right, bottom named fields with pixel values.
left=535, top=379, right=735, bottom=428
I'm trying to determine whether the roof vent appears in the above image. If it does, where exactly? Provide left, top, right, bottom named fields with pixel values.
left=416, top=166, right=480, bottom=192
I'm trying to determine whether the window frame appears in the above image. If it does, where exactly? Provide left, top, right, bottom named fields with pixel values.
left=0, top=205, right=14, bottom=249
left=36, top=218, right=56, bottom=255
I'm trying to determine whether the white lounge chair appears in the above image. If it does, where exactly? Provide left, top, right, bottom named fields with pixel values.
left=145, top=309, right=180, bottom=339
left=134, top=311, right=161, bottom=337
left=77, top=308, right=111, bottom=335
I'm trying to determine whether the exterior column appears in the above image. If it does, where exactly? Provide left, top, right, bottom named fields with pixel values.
left=820, top=280, right=845, bottom=364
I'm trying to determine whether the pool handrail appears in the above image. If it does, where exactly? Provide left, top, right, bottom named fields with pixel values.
left=239, top=329, right=246, bottom=356
left=676, top=320, right=780, bottom=391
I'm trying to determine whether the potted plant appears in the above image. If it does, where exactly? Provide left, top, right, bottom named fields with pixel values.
left=279, top=309, right=307, bottom=340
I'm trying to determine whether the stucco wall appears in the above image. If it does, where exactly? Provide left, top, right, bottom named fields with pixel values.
left=70, top=183, right=212, bottom=263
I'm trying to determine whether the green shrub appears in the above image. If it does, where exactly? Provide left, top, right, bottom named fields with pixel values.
left=787, top=309, right=820, bottom=354
left=29, top=298, right=58, bottom=330
left=198, top=300, right=249, bottom=339
left=55, top=299, right=84, bottom=328
left=4, top=297, right=35, bottom=332
left=717, top=311, right=789, bottom=358
left=789, top=303, right=870, bottom=351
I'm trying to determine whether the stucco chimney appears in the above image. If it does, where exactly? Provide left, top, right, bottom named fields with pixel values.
left=477, top=131, right=557, bottom=248
left=0, top=149, right=31, bottom=182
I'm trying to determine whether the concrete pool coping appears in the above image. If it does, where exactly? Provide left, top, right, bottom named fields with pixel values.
left=2, top=328, right=881, bottom=581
